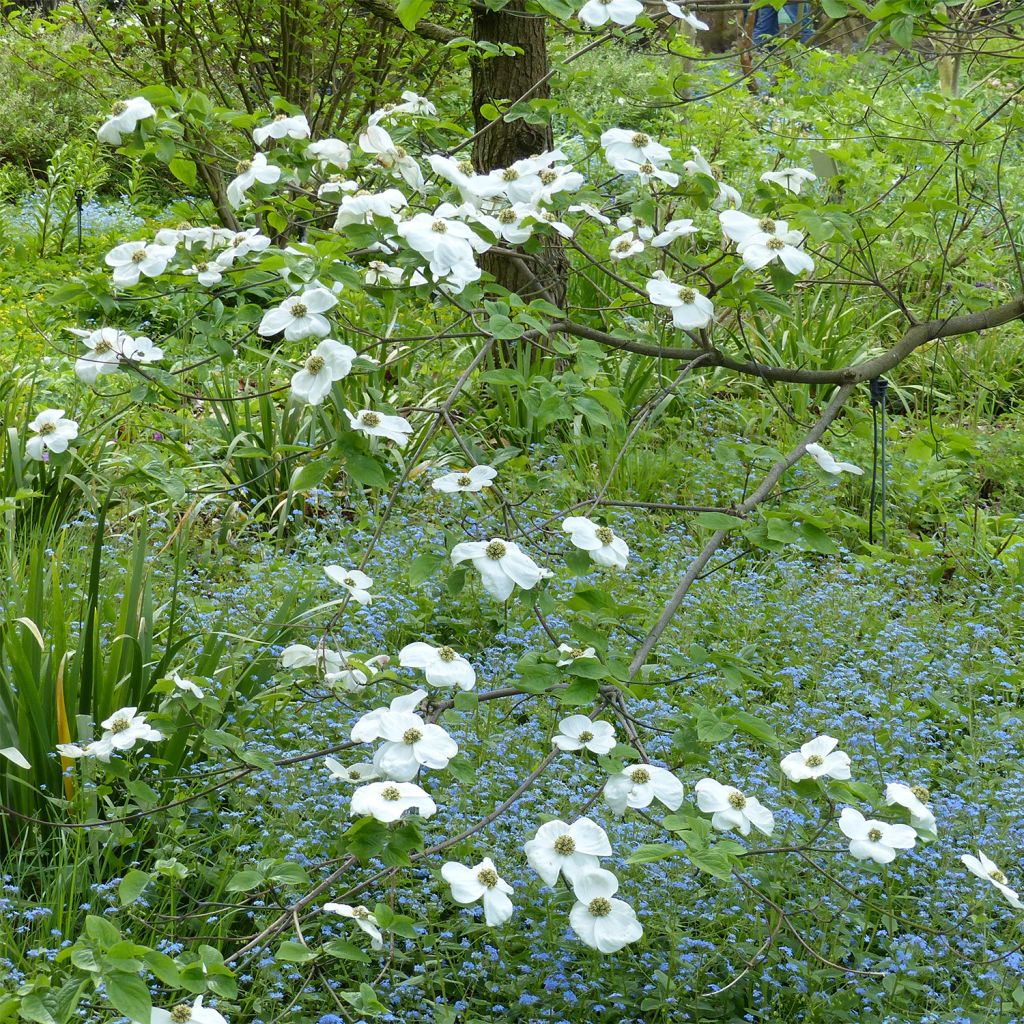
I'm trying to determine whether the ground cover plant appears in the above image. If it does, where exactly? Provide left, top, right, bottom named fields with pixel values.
left=1, top=1, right=1024, bottom=1022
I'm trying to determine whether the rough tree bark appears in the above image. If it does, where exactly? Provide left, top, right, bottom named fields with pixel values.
left=471, top=2, right=568, bottom=307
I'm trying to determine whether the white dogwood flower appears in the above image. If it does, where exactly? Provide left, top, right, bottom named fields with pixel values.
left=351, top=689, right=427, bottom=743
left=97, top=96, right=156, bottom=145
left=333, top=189, right=408, bottom=229
left=578, top=0, right=644, bottom=27
left=761, top=167, right=817, bottom=194
left=553, top=715, right=616, bottom=755
left=170, top=670, right=204, bottom=699
left=663, top=0, right=709, bottom=28
left=323, top=903, right=384, bottom=949
left=324, top=565, right=374, bottom=605
left=652, top=218, right=698, bottom=247
left=253, top=113, right=310, bottom=147
left=351, top=780, right=437, bottom=822
left=646, top=272, right=715, bottom=330
left=740, top=226, right=814, bottom=275
left=615, top=157, right=680, bottom=188
left=804, top=442, right=864, bottom=476
left=432, top=465, right=497, bottom=493
left=399, top=642, right=476, bottom=690
left=60, top=707, right=163, bottom=763
left=601, top=128, right=671, bottom=168
left=608, top=231, right=645, bottom=260
left=524, top=817, right=612, bottom=886
left=604, top=763, right=684, bottom=815
left=259, top=286, right=338, bottom=340
left=885, top=782, right=937, bottom=839
left=345, top=408, right=413, bottom=446
left=307, top=138, right=351, bottom=170
left=780, top=735, right=851, bottom=782
left=695, top=778, right=774, bottom=836
left=226, top=153, right=281, bottom=208
left=562, top=516, right=629, bottom=569
left=71, top=328, right=163, bottom=384
left=324, top=758, right=381, bottom=784
left=371, top=709, right=458, bottom=781
left=556, top=643, right=597, bottom=666
left=450, top=538, right=546, bottom=601
left=962, top=851, right=1024, bottom=909
left=569, top=868, right=643, bottom=953
left=442, top=857, right=515, bottom=925
left=359, top=124, right=424, bottom=191
left=26, top=409, right=78, bottom=460
left=685, top=147, right=741, bottom=208
left=290, top=339, right=356, bottom=405
left=105, top=240, right=176, bottom=287
left=151, top=995, right=226, bottom=1024
left=838, top=807, right=917, bottom=864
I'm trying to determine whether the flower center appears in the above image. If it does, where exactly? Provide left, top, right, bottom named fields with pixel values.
left=94, top=338, right=113, bottom=354
left=274, top=113, right=288, bottom=121
left=131, top=249, right=147, bottom=263
left=631, top=767, right=651, bottom=785
left=678, top=287, right=696, bottom=303
left=38, top=422, right=56, bottom=436
left=195, top=262, right=209, bottom=272
left=431, top=219, right=448, bottom=233
left=108, top=716, right=130, bottom=734
left=766, top=237, right=786, bottom=251
left=477, top=867, right=499, bottom=888
left=290, top=302, right=308, bottom=317
left=631, top=132, right=650, bottom=147
left=360, top=411, right=381, bottom=427
left=458, top=159, right=475, bottom=175
left=588, top=897, right=612, bottom=917
left=614, top=239, right=633, bottom=253
left=437, top=646, right=456, bottom=662
left=553, top=834, right=576, bottom=856
left=485, top=540, right=506, bottom=560
left=539, top=169, right=557, bottom=184
left=758, top=217, right=776, bottom=232
left=805, top=754, right=824, bottom=768
left=639, top=162, right=655, bottom=174
left=352, top=906, right=371, bottom=919
left=236, top=159, right=252, bottom=173
left=498, top=208, right=518, bottom=224
left=728, top=790, right=747, bottom=810
left=169, top=1005, right=193, bottom=1024
left=394, top=145, right=408, bottom=159
left=867, top=828, right=883, bottom=842
left=456, top=474, right=472, bottom=486
left=577, top=730, right=594, bottom=743
left=381, top=785, right=402, bottom=801
left=402, top=727, right=423, bottom=745
left=570, top=647, right=585, bottom=658
left=111, top=101, right=128, bottom=115
left=233, top=232, right=247, bottom=244
left=305, top=355, right=325, bottom=374
left=596, top=526, right=614, bottom=545
left=502, top=168, right=519, bottom=181
left=911, top=785, right=930, bottom=803
left=343, top=576, right=355, bottom=587
left=989, top=868, right=1008, bottom=884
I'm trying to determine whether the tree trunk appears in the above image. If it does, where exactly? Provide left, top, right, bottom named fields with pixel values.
left=471, top=2, right=567, bottom=308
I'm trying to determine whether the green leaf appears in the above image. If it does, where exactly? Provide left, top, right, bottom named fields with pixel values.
left=725, top=709, right=779, bottom=747
left=408, top=552, right=446, bottom=586
left=225, top=870, right=263, bottom=893
left=84, top=915, right=121, bottom=948
left=695, top=511, right=745, bottom=531
left=567, top=657, right=608, bottom=680
left=559, top=678, right=599, bottom=705
left=290, top=458, right=333, bottom=492
left=169, top=157, right=197, bottom=188
left=276, top=941, right=318, bottom=963
left=395, top=0, right=433, bottom=30
left=17, top=993, right=56, bottom=1024
left=820, top=0, right=848, bottom=14
left=323, top=938, right=371, bottom=963
left=117, top=870, right=152, bottom=906
left=889, top=14, right=914, bottom=46
left=345, top=450, right=388, bottom=488
left=627, top=842, right=684, bottom=864
left=684, top=844, right=738, bottom=881
left=105, top=973, right=152, bottom=1024
left=695, top=707, right=735, bottom=744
